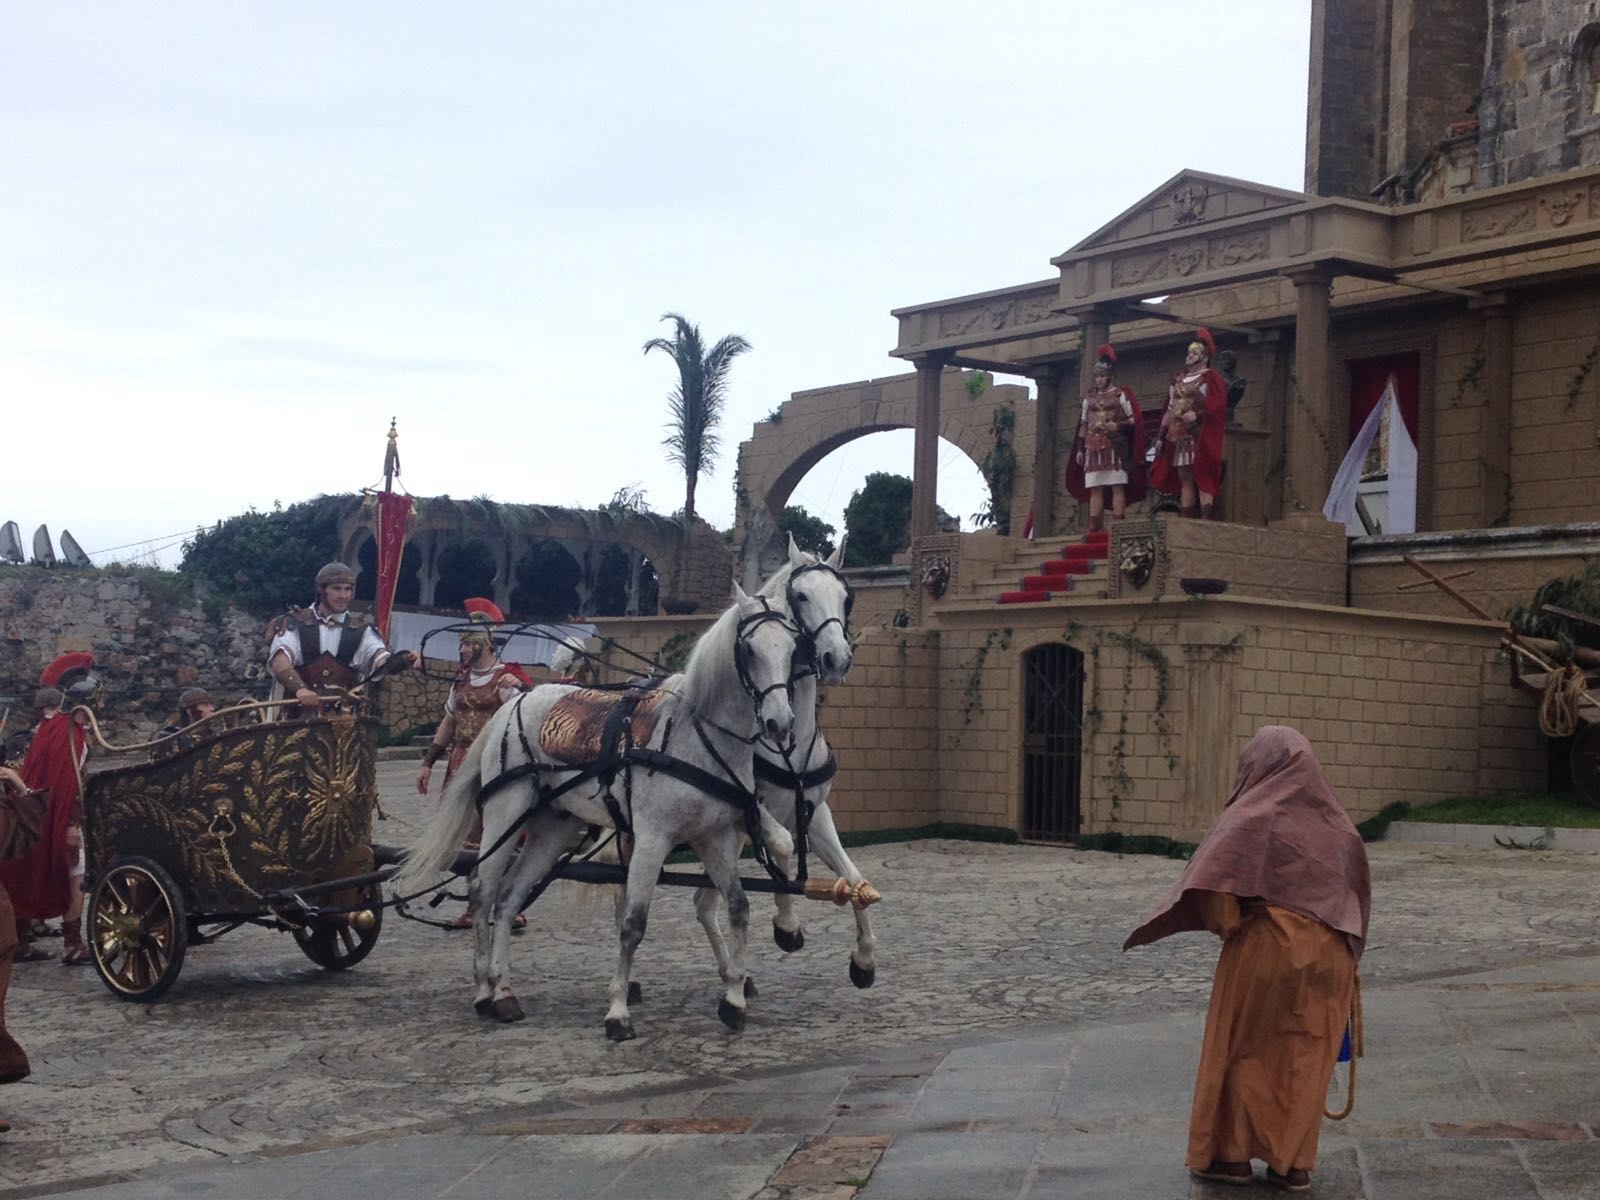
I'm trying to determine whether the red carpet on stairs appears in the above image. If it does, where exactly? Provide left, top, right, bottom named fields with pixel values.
left=997, top=529, right=1109, bottom=604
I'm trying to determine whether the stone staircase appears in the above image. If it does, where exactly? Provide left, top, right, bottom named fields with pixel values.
left=954, top=530, right=1113, bottom=605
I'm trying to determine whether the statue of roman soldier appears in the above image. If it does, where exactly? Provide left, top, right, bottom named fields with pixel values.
left=1150, top=327, right=1229, bottom=518
left=1065, top=342, right=1146, bottom=531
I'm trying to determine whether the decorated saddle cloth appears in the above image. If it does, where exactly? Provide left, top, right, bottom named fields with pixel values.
left=539, top=688, right=670, bottom=768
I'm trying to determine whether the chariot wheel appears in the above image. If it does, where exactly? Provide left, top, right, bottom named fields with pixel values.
left=293, top=883, right=383, bottom=971
left=1571, top=722, right=1600, bottom=810
left=89, top=856, right=189, bottom=1002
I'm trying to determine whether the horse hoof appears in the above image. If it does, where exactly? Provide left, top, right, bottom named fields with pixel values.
left=627, top=981, right=643, bottom=1005
left=492, top=996, right=525, bottom=1023
left=718, top=998, right=746, bottom=1032
left=743, top=975, right=758, bottom=999
left=605, top=1017, right=636, bottom=1042
left=474, top=997, right=495, bottom=1018
left=773, top=925, right=805, bottom=954
left=849, top=959, right=876, bottom=989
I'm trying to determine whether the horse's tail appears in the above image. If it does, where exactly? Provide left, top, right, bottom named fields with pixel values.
left=392, top=727, right=488, bottom=893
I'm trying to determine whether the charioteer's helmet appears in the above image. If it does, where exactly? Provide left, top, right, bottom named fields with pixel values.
left=178, top=686, right=213, bottom=713
left=40, top=651, right=99, bottom=707
left=460, top=597, right=505, bottom=651
left=1094, top=343, right=1117, bottom=378
left=315, top=561, right=357, bottom=591
left=1188, top=327, right=1216, bottom=364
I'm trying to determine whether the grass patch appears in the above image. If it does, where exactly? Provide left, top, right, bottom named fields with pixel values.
left=1075, top=832, right=1196, bottom=859
left=1403, top=791, right=1600, bottom=829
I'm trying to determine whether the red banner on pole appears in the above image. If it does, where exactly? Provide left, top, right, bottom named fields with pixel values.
left=374, top=491, right=413, bottom=641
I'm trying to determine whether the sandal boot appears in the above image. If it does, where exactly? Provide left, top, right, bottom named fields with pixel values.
left=60, top=925, right=91, bottom=966
left=1190, top=1160, right=1253, bottom=1185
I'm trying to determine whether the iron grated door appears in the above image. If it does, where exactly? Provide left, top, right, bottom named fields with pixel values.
left=1021, top=643, right=1085, bottom=842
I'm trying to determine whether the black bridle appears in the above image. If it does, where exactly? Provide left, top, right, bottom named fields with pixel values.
left=784, top=561, right=855, bottom=677
left=731, top=599, right=802, bottom=735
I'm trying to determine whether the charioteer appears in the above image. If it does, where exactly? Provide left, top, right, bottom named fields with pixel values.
left=267, top=562, right=415, bottom=711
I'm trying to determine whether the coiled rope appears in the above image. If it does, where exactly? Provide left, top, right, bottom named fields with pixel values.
left=1539, top=665, right=1589, bottom=739
left=1324, top=972, right=1363, bottom=1121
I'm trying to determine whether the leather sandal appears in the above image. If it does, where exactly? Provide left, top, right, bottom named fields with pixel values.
left=1266, top=1167, right=1311, bottom=1192
left=61, top=941, right=91, bottom=966
left=13, top=943, right=50, bottom=963
left=1190, top=1160, right=1253, bottom=1185
left=445, top=912, right=474, bottom=930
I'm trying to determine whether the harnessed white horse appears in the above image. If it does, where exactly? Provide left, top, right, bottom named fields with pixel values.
left=396, top=585, right=804, bottom=1039
left=688, top=539, right=878, bottom=988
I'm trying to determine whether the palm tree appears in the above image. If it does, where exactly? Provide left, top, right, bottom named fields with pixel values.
left=643, top=312, right=751, bottom=523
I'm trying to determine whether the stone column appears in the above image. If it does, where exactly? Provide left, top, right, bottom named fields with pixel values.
left=1253, top=330, right=1290, bottom=523
left=416, top=532, right=441, bottom=608
left=911, top=354, right=948, bottom=540
left=1285, top=266, right=1335, bottom=517
left=1030, top=365, right=1067, bottom=539
left=1476, top=293, right=1514, bottom=528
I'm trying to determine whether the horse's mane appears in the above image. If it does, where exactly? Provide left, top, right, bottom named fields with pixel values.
left=756, top=558, right=798, bottom=604
left=677, top=600, right=743, bottom=715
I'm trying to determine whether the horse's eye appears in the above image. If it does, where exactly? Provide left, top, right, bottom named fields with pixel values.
left=794, top=594, right=808, bottom=605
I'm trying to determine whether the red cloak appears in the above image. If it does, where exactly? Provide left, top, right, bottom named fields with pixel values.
left=0, top=714, right=86, bottom=922
left=1149, top=367, right=1228, bottom=499
left=1065, top=386, right=1147, bottom=504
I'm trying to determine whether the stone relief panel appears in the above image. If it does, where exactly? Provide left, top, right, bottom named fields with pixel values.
left=1541, top=189, right=1585, bottom=227
left=936, top=291, right=1063, bottom=339
left=1461, top=199, right=1536, bottom=242
left=1108, top=232, right=1270, bottom=290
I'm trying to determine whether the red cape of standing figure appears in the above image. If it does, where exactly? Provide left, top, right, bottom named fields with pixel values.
left=0, top=713, right=86, bottom=922
left=1064, top=386, right=1149, bottom=504
left=1149, top=366, right=1228, bottom=499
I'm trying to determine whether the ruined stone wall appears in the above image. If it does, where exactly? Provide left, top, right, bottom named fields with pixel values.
left=0, top=566, right=266, bottom=742
left=1306, top=0, right=1388, bottom=199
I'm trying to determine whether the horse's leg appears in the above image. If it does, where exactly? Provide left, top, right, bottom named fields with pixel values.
left=693, top=885, right=732, bottom=981
left=470, top=795, right=521, bottom=1017
left=612, top=884, right=644, bottom=1006
left=695, top=829, right=752, bottom=1032
left=484, top=809, right=581, bottom=1024
left=806, top=798, right=878, bottom=988
left=758, top=804, right=805, bottom=955
left=605, top=829, right=670, bottom=1042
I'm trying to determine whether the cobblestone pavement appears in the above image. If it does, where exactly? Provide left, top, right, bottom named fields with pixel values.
left=3, top=760, right=1598, bottom=1194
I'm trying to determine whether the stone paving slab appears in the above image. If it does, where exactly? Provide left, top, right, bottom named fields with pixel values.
left=5, top=761, right=1600, bottom=1196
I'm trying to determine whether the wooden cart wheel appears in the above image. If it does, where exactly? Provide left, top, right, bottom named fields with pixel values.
left=1571, top=723, right=1600, bottom=810
left=293, top=883, right=383, bottom=971
left=89, top=856, right=189, bottom=1002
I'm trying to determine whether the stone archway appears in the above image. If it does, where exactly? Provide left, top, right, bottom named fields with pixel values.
left=733, top=369, right=1034, bottom=548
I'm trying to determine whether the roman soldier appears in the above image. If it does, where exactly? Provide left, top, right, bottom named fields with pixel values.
left=416, top=598, right=530, bottom=796
left=266, top=562, right=414, bottom=712
left=415, top=598, right=530, bottom=930
left=1, top=653, right=98, bottom=965
left=1150, top=327, right=1229, bottom=518
left=1065, top=343, right=1147, bottom=532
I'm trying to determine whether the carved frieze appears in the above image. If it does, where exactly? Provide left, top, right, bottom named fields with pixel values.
left=1541, top=189, right=1584, bottom=228
left=1207, top=233, right=1268, bottom=269
left=936, top=291, right=1061, bottom=339
left=1109, top=232, right=1269, bottom=290
left=1461, top=199, right=1536, bottom=242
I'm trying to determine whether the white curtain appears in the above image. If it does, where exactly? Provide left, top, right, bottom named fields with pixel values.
left=1322, top=376, right=1417, bottom=535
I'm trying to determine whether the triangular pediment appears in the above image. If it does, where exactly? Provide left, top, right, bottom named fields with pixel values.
left=1059, top=170, right=1312, bottom=259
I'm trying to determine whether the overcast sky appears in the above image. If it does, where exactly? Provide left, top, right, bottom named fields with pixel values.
left=2, top=2, right=1311, bottom=568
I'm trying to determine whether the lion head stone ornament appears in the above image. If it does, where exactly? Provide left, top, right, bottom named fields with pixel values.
left=1119, top=538, right=1156, bottom=589
left=920, top=552, right=952, bottom=598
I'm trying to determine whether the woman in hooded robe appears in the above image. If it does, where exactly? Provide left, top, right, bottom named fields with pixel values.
left=1124, top=726, right=1371, bottom=1192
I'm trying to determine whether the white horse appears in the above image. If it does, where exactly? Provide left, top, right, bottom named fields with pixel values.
left=678, top=538, right=879, bottom=993
left=395, top=584, right=803, bottom=1040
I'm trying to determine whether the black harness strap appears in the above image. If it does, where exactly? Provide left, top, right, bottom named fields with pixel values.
left=753, top=750, right=837, bottom=791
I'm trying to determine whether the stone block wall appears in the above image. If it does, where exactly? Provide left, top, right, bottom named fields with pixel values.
left=0, top=566, right=266, bottom=742
left=1156, top=518, right=1348, bottom=605
left=1479, top=1, right=1600, bottom=186
left=930, top=598, right=1529, bottom=843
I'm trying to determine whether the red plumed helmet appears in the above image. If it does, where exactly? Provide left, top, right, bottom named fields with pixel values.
left=463, top=597, right=505, bottom=625
left=1095, top=343, right=1117, bottom=364
left=40, top=651, right=95, bottom=687
left=1192, top=327, right=1217, bottom=356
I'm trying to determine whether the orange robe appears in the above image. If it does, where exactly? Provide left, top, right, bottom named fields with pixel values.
left=1187, top=893, right=1354, bottom=1175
